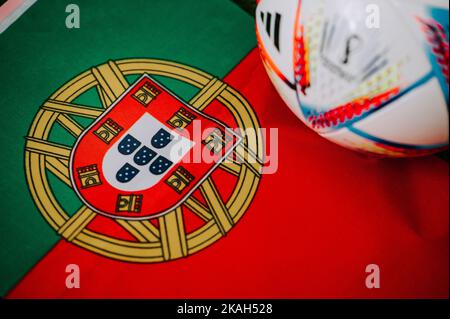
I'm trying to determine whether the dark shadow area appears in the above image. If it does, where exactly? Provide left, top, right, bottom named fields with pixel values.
left=231, top=0, right=256, bottom=16
left=437, top=149, right=449, bottom=161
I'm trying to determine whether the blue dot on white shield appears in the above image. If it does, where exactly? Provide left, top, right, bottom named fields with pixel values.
left=133, top=146, right=157, bottom=166
left=118, top=134, right=142, bottom=155
left=149, top=156, right=173, bottom=175
left=116, top=163, right=139, bottom=183
left=151, top=129, right=173, bottom=149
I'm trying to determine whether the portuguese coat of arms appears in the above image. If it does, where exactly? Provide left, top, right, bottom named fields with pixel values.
left=25, top=59, right=263, bottom=262
left=71, top=75, right=240, bottom=220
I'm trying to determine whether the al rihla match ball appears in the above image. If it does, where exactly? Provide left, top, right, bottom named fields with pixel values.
left=256, top=0, right=449, bottom=157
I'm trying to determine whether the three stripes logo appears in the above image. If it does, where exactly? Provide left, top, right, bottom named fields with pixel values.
left=259, top=11, right=282, bottom=51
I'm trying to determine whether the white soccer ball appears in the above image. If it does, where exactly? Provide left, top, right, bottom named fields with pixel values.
left=256, top=0, right=449, bottom=157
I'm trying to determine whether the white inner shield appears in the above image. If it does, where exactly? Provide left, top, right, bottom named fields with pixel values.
left=102, top=113, right=194, bottom=192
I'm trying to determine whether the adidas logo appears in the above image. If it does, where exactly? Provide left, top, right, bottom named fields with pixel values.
left=259, top=11, right=282, bottom=51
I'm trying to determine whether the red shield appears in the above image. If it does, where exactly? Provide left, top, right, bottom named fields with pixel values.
left=70, top=75, right=241, bottom=219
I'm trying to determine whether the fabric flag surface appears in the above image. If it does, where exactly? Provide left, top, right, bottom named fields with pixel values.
left=0, top=0, right=448, bottom=298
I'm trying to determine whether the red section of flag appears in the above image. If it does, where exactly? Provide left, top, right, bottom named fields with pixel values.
left=7, top=49, right=449, bottom=298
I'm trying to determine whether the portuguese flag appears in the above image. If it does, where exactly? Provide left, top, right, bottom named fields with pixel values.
left=1, top=0, right=448, bottom=299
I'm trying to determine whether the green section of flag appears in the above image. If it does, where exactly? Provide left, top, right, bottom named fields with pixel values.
left=0, top=0, right=255, bottom=296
